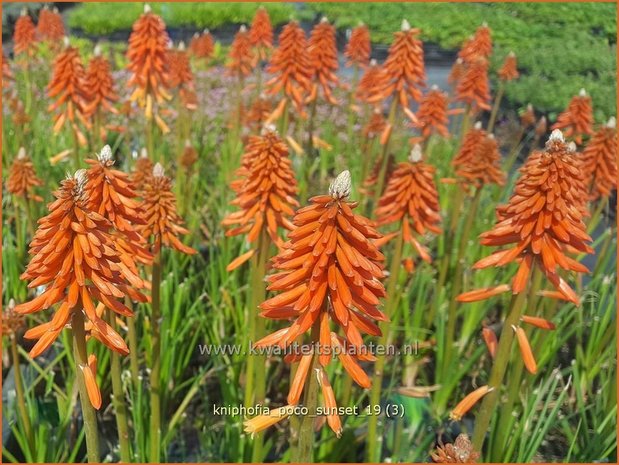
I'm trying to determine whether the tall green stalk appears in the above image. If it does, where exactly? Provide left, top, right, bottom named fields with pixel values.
left=72, top=309, right=101, bottom=463
left=149, top=251, right=163, bottom=462
left=10, top=334, right=34, bottom=456
left=487, top=82, right=505, bottom=134
left=373, top=99, right=398, bottom=206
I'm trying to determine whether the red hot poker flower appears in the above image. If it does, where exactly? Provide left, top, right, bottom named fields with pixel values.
left=131, top=148, right=154, bottom=192
left=83, top=46, right=119, bottom=124
left=498, top=51, right=519, bottom=82
left=448, top=58, right=465, bottom=87
left=7, top=147, right=43, bottom=202
left=37, top=6, right=65, bottom=43
left=190, top=30, right=214, bottom=61
left=455, top=134, right=506, bottom=189
left=413, top=86, right=453, bottom=139
left=520, top=104, right=536, bottom=129
left=355, top=59, right=388, bottom=107
left=452, top=122, right=485, bottom=169
left=458, top=130, right=593, bottom=305
left=139, top=164, right=197, bottom=256
left=306, top=18, right=339, bottom=105
left=552, top=88, right=594, bottom=145
left=345, top=23, right=371, bottom=68
left=222, top=127, right=299, bottom=270
left=227, top=25, right=255, bottom=80
left=167, top=42, right=197, bottom=111
left=581, top=117, right=617, bottom=200
left=249, top=6, right=273, bottom=64
left=375, top=145, right=442, bottom=268
left=455, top=56, right=491, bottom=112
left=14, top=9, right=37, bottom=58
left=266, top=20, right=313, bottom=116
left=458, top=23, right=492, bottom=63
left=431, top=434, right=480, bottom=463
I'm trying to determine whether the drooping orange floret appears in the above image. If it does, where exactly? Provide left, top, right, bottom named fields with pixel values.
left=413, top=86, right=452, bottom=139
left=84, top=145, right=153, bottom=269
left=249, top=6, right=273, bottom=63
left=47, top=42, right=90, bottom=144
left=83, top=47, right=119, bottom=120
left=431, top=434, right=480, bottom=463
left=455, top=133, right=505, bottom=188
left=581, top=117, right=617, bottom=200
left=227, top=25, right=255, bottom=80
left=455, top=56, right=491, bottom=112
left=458, top=23, right=492, bottom=63
left=14, top=10, right=37, bottom=58
left=167, top=42, right=197, bottom=111
left=265, top=20, right=313, bottom=116
left=370, top=19, right=425, bottom=119
left=306, top=18, right=339, bottom=105
left=520, top=104, right=536, bottom=129
left=345, top=23, right=371, bottom=68
left=498, top=51, right=519, bottom=81
left=552, top=88, right=594, bottom=145
left=375, top=145, right=442, bottom=268
left=7, top=147, right=43, bottom=202
left=139, top=163, right=197, bottom=256
left=37, top=6, right=65, bottom=43
left=126, top=4, right=171, bottom=133
left=131, top=148, right=154, bottom=192
left=450, top=385, right=493, bottom=421
left=189, top=30, right=214, bottom=61
left=249, top=171, right=386, bottom=437
left=222, top=127, right=299, bottom=269
left=355, top=59, right=387, bottom=106
left=458, top=130, right=593, bottom=305
left=15, top=169, right=148, bottom=407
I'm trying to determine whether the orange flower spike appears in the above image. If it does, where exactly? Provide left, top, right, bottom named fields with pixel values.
left=244, top=93, right=273, bottom=132
left=448, top=58, right=465, bottom=87
left=14, top=9, right=37, bottom=58
left=414, top=86, right=451, bottom=139
left=521, top=315, right=556, bottom=330
left=306, top=17, right=339, bottom=105
left=362, top=108, right=387, bottom=139
left=376, top=19, right=426, bottom=114
left=581, top=116, right=617, bottom=200
left=449, top=385, right=493, bottom=421
left=168, top=42, right=197, bottom=111
left=535, top=116, right=548, bottom=139
left=482, top=327, right=498, bottom=359
left=266, top=20, right=312, bottom=115
left=375, top=145, right=442, bottom=257
left=84, top=145, right=153, bottom=269
left=458, top=23, right=492, bottom=63
left=431, top=434, right=480, bottom=463
left=452, top=122, right=486, bottom=169
left=126, top=4, right=171, bottom=129
left=83, top=46, right=119, bottom=121
left=131, top=148, right=154, bottom=192
left=520, top=104, right=536, bottom=129
left=227, top=25, right=255, bottom=80
left=455, top=134, right=506, bottom=188
left=7, top=147, right=44, bottom=202
left=512, top=325, right=537, bottom=374
left=190, top=30, right=215, bottom=61
left=139, top=163, right=197, bottom=256
left=464, top=130, right=593, bottom=304
left=498, top=51, right=519, bottom=82
left=47, top=39, right=91, bottom=140
left=455, top=56, right=491, bottom=112
left=3, top=299, right=26, bottom=336
left=355, top=59, right=388, bottom=106
left=249, top=6, right=273, bottom=63
left=552, top=88, right=594, bottom=145
left=345, top=23, right=371, bottom=68
left=37, top=6, right=65, bottom=43
left=222, top=126, right=299, bottom=264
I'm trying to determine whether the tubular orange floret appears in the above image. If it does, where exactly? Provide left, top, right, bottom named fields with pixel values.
left=15, top=169, right=147, bottom=408
left=482, top=327, right=497, bottom=359
left=449, top=385, right=493, bottom=421
left=455, top=56, right=491, bottom=112
left=7, top=147, right=44, bottom=202
left=190, top=30, right=215, bottom=61
left=139, top=163, right=197, bottom=256
left=498, top=51, right=519, bottom=82
left=14, top=10, right=37, bottom=57
left=551, top=89, right=594, bottom=145
left=168, top=42, right=197, bottom=111
left=265, top=20, right=313, bottom=116
left=37, top=6, right=65, bottom=43
left=84, top=145, right=153, bottom=269
left=249, top=7, right=273, bottom=63
left=227, top=25, right=255, bottom=80
left=243, top=405, right=295, bottom=437
left=448, top=58, right=465, bottom=87
left=455, top=134, right=505, bottom=189
left=431, top=434, right=480, bottom=463
left=306, top=18, right=339, bottom=105
left=375, top=145, right=441, bottom=268
left=458, top=23, right=492, bottom=63
left=512, top=325, right=537, bottom=374
left=581, top=117, right=617, bottom=200
left=521, top=315, right=556, bottom=330
left=47, top=42, right=91, bottom=143
left=222, top=127, right=299, bottom=263
left=413, top=86, right=451, bottom=139
left=126, top=5, right=171, bottom=132
left=345, top=23, right=371, bottom=68
left=459, top=129, right=593, bottom=305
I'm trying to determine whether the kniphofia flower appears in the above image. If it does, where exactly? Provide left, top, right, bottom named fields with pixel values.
left=131, top=148, right=154, bottom=192
left=413, top=86, right=454, bottom=140
left=455, top=133, right=505, bottom=189
left=139, top=164, right=197, bottom=255
left=227, top=25, right=255, bottom=80
left=455, top=56, right=491, bottom=112
left=551, top=88, right=594, bottom=145
left=498, top=51, right=519, bottom=82
left=355, top=59, right=387, bottom=107
left=431, top=434, right=480, bottom=463
left=7, top=147, right=43, bottom=202
left=180, top=140, right=199, bottom=172
left=452, top=122, right=485, bottom=171
left=249, top=170, right=387, bottom=437
left=14, top=9, right=37, bottom=58
left=47, top=40, right=90, bottom=145
left=222, top=127, right=299, bottom=269
left=83, top=46, right=119, bottom=117
left=520, top=104, right=536, bottom=129
left=244, top=93, right=273, bottom=132
left=189, top=29, right=214, bottom=61
left=362, top=108, right=387, bottom=139
left=37, top=6, right=65, bottom=43
left=3, top=300, right=25, bottom=336
left=535, top=116, right=548, bottom=139
left=512, top=325, right=537, bottom=374
left=306, top=18, right=339, bottom=105
left=458, top=130, right=593, bottom=305
left=581, top=116, right=617, bottom=199
left=15, top=169, right=148, bottom=408
left=266, top=20, right=312, bottom=116
left=167, top=42, right=197, bottom=111
left=345, top=23, right=371, bottom=68
left=249, top=6, right=273, bottom=64
left=126, top=4, right=171, bottom=133
left=375, top=145, right=442, bottom=269
left=448, top=58, right=465, bottom=87
left=450, top=385, right=493, bottom=421
left=458, top=23, right=492, bottom=62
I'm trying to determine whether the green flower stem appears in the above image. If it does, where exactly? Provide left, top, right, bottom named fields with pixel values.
left=149, top=251, right=163, bottom=462
left=487, top=82, right=505, bottom=134
left=373, top=98, right=399, bottom=206
left=10, top=334, right=34, bottom=456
